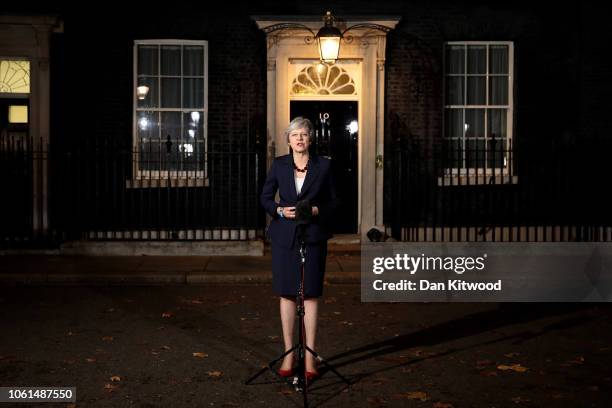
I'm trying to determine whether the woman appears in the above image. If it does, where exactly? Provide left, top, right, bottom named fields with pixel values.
left=260, top=116, right=339, bottom=382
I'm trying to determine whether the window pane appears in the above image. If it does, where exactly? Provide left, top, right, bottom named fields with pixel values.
left=489, top=76, right=508, bottom=105
left=445, top=45, right=465, bottom=74
left=184, top=46, right=204, bottom=76
left=465, top=109, right=485, bottom=138
left=466, top=139, right=486, bottom=169
left=161, top=45, right=181, bottom=76
left=488, top=109, right=507, bottom=139
left=138, top=45, right=158, bottom=76
left=161, top=111, right=181, bottom=141
left=467, top=45, right=486, bottom=74
left=160, top=112, right=181, bottom=170
left=183, top=111, right=204, bottom=141
left=137, top=111, right=159, bottom=141
left=444, top=108, right=463, bottom=139
left=183, top=78, right=204, bottom=108
left=0, top=60, right=30, bottom=94
left=490, top=45, right=509, bottom=74
left=136, top=76, right=158, bottom=108
left=466, top=76, right=486, bottom=105
left=161, top=78, right=181, bottom=108
left=138, top=111, right=159, bottom=171
left=182, top=111, right=204, bottom=171
left=445, top=76, right=464, bottom=105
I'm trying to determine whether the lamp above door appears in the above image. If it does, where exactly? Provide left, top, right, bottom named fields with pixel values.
left=261, top=11, right=393, bottom=65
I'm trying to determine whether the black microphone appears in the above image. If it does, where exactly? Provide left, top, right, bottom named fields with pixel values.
left=295, top=199, right=312, bottom=225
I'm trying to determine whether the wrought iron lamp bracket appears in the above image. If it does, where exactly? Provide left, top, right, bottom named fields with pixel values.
left=261, top=23, right=316, bottom=45
left=341, top=23, right=392, bottom=44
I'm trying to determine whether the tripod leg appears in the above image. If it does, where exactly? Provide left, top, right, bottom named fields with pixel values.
left=305, top=345, right=352, bottom=385
left=243, top=345, right=299, bottom=385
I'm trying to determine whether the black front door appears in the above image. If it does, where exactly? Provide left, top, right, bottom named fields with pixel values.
left=290, top=101, right=358, bottom=234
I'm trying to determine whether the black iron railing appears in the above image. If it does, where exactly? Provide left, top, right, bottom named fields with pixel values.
left=387, top=138, right=612, bottom=242
left=1, top=138, right=264, bottom=247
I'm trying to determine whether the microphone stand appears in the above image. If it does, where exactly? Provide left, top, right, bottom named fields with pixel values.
left=244, top=215, right=351, bottom=407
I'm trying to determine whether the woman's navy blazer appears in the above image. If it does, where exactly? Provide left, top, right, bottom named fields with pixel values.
left=260, top=153, right=339, bottom=249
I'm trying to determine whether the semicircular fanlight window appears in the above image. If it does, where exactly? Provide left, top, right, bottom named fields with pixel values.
left=291, top=64, right=356, bottom=96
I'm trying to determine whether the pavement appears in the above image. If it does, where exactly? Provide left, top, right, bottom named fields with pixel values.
left=0, top=243, right=361, bottom=285
left=0, top=284, right=611, bottom=407
left=1, top=244, right=612, bottom=407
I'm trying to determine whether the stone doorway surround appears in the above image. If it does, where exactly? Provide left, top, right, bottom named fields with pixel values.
left=0, top=15, right=63, bottom=238
left=253, top=14, right=400, bottom=241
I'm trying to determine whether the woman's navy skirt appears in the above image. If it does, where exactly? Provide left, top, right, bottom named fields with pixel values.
left=271, top=240, right=328, bottom=298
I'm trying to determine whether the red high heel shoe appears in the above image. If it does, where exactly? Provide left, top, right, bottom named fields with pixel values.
left=278, top=367, right=295, bottom=377
left=305, top=369, right=319, bottom=383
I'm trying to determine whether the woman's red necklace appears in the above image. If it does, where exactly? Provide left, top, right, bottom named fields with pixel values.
left=293, top=161, right=308, bottom=173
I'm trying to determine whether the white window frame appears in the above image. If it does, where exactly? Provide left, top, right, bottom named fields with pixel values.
left=130, top=39, right=209, bottom=188
left=441, top=41, right=516, bottom=185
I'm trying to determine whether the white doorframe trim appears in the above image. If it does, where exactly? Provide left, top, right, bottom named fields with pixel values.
left=254, top=16, right=399, bottom=241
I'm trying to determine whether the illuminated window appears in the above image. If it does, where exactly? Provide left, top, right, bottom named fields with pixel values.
left=0, top=60, right=30, bottom=94
left=133, top=40, right=208, bottom=185
left=442, top=42, right=515, bottom=184
left=291, top=64, right=356, bottom=96
left=8, top=105, right=28, bottom=123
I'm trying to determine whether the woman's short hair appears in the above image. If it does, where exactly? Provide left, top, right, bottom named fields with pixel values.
left=285, top=117, right=313, bottom=143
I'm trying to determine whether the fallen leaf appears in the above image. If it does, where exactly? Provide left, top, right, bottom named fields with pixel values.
left=66, top=331, right=74, bottom=336
left=110, top=375, right=121, bottom=382
left=368, top=376, right=391, bottom=385
left=504, top=352, right=520, bottom=358
left=86, top=358, right=96, bottom=363
left=413, top=349, right=436, bottom=357
left=207, top=370, right=223, bottom=377
left=561, top=356, right=584, bottom=366
left=476, top=360, right=492, bottom=370
left=104, top=383, right=118, bottom=392
left=162, top=312, right=173, bottom=318
left=433, top=403, right=454, bottom=408
left=222, top=402, right=240, bottom=407
left=102, top=336, right=114, bottom=342
left=192, top=352, right=208, bottom=358
left=324, top=297, right=337, bottom=304
left=479, top=370, right=498, bottom=377
left=267, top=335, right=279, bottom=342
left=376, top=356, right=402, bottom=364
left=511, top=396, right=530, bottom=404
left=333, top=311, right=342, bottom=315
left=191, top=300, right=203, bottom=304
left=367, top=396, right=387, bottom=406
left=497, top=363, right=528, bottom=373
left=393, top=391, right=429, bottom=401
left=160, top=345, right=171, bottom=350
